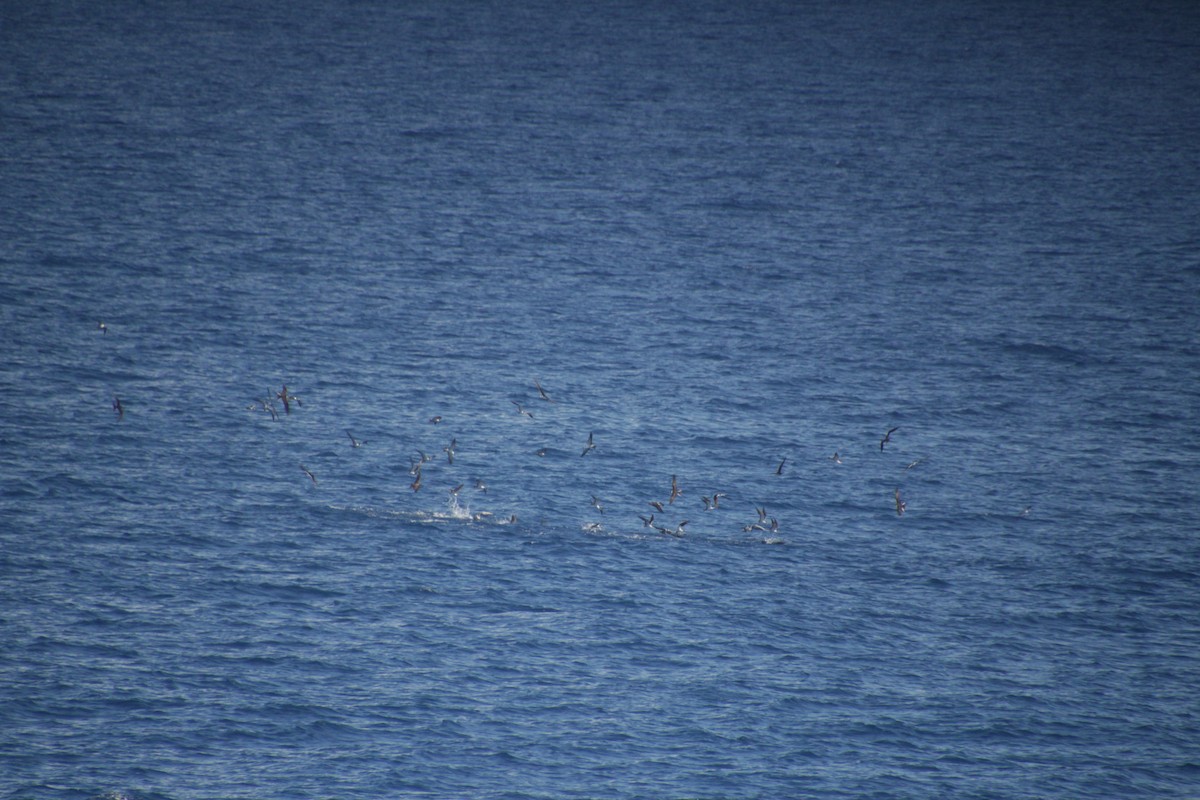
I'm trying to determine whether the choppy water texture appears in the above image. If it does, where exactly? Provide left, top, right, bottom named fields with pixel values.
left=3, top=1, right=1200, bottom=798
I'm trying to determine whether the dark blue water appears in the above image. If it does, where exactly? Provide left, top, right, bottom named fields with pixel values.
left=3, top=1, right=1200, bottom=798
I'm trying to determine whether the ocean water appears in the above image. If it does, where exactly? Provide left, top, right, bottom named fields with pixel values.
left=2, top=1, right=1200, bottom=798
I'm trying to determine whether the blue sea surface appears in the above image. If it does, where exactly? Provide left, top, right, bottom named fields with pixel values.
left=3, top=1, right=1200, bottom=798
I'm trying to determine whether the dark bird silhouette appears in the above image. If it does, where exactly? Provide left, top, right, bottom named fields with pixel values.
left=428, top=415, right=442, bottom=424
left=669, top=475, right=681, bottom=504
left=535, top=379, right=554, bottom=403
left=648, top=500, right=664, bottom=513
left=894, top=488, right=906, bottom=516
left=300, top=465, right=317, bottom=486
left=512, top=401, right=534, bottom=419
left=581, top=432, right=595, bottom=456
left=346, top=430, right=364, bottom=447
left=830, top=452, right=842, bottom=464
left=112, top=395, right=123, bottom=419
left=880, top=426, right=899, bottom=451
left=276, top=385, right=292, bottom=415
left=444, top=438, right=457, bottom=464
left=776, top=457, right=786, bottom=475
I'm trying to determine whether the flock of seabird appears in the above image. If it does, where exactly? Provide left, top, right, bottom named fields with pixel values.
left=101, top=316, right=953, bottom=538
left=262, top=375, right=920, bottom=537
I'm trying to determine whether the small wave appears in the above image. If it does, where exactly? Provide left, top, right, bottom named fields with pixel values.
left=1000, top=339, right=1090, bottom=365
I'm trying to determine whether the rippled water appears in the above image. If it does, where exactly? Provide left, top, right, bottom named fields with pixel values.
left=3, top=1, right=1200, bottom=798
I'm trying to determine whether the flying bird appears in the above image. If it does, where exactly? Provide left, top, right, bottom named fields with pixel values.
left=776, top=457, right=786, bottom=475
left=830, top=452, right=842, bottom=464
left=591, top=495, right=605, bottom=514
left=581, top=432, right=595, bottom=456
left=535, top=379, right=554, bottom=403
left=346, top=430, right=364, bottom=447
left=894, top=488, right=906, bottom=516
left=428, top=415, right=442, bottom=424
left=112, top=395, right=123, bottom=419
left=97, top=321, right=107, bottom=334
left=654, top=520, right=688, bottom=537
left=276, top=385, right=292, bottom=415
left=252, top=397, right=277, bottom=421
left=669, top=475, right=681, bottom=504
left=512, top=401, right=534, bottom=419
left=300, top=465, right=317, bottom=486
left=880, top=427, right=899, bottom=451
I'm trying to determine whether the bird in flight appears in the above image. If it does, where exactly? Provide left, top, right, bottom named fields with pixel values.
left=656, top=520, right=689, bottom=537
left=880, top=427, right=899, bottom=451
left=112, top=395, right=123, bottom=419
left=894, top=488, right=906, bottom=516
left=251, top=397, right=277, bottom=421
left=512, top=401, right=534, bottom=419
left=669, top=475, right=681, bottom=504
left=277, top=385, right=292, bottom=415
left=300, top=465, right=317, bottom=486
left=701, top=493, right=726, bottom=511
left=535, top=379, right=554, bottom=403
left=581, top=432, right=595, bottom=456
left=776, top=457, right=786, bottom=475
left=346, top=430, right=364, bottom=447
left=830, top=452, right=842, bottom=464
